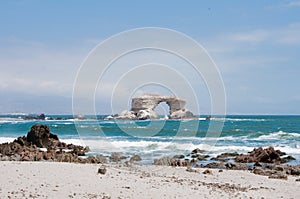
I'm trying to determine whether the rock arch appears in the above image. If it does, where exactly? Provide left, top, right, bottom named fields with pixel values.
left=131, top=94, right=195, bottom=119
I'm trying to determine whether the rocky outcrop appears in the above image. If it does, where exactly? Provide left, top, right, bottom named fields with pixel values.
left=26, top=124, right=59, bottom=148
left=107, top=94, right=196, bottom=120
left=24, top=113, right=46, bottom=120
left=0, top=124, right=92, bottom=163
left=235, top=146, right=292, bottom=164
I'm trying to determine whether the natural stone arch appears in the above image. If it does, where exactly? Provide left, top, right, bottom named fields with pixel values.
left=154, top=101, right=171, bottom=117
left=131, top=94, right=194, bottom=119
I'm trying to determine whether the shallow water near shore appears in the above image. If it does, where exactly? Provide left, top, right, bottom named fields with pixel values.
left=0, top=115, right=299, bottom=165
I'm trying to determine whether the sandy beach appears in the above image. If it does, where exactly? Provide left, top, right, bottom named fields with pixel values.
left=0, top=161, right=299, bottom=199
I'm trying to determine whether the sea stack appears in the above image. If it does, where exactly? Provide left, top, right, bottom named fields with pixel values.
left=108, top=94, right=196, bottom=120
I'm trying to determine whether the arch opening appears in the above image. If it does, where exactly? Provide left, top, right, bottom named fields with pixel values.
left=154, top=101, right=170, bottom=119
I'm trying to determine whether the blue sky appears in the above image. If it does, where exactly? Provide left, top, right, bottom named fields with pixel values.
left=0, top=0, right=300, bottom=114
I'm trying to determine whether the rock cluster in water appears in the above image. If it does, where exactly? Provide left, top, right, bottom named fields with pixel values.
left=154, top=146, right=300, bottom=179
left=0, top=124, right=94, bottom=163
left=106, top=94, right=196, bottom=120
left=0, top=124, right=142, bottom=164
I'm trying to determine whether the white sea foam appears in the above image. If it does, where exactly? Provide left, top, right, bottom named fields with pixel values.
left=0, top=137, right=15, bottom=143
left=212, top=118, right=266, bottom=122
left=254, top=131, right=300, bottom=140
left=60, top=138, right=85, bottom=146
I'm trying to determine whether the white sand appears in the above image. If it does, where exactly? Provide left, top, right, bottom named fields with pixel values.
left=0, top=161, right=299, bottom=199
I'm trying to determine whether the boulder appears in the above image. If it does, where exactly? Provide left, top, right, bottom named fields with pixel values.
left=110, top=152, right=127, bottom=162
left=98, top=166, right=107, bottom=175
left=95, top=155, right=108, bottom=163
left=153, top=157, right=173, bottom=166
left=203, top=169, right=212, bottom=174
left=130, top=154, right=142, bottom=162
left=26, top=124, right=59, bottom=148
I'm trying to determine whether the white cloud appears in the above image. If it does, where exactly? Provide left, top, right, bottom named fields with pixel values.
left=227, top=30, right=269, bottom=43
left=215, top=23, right=300, bottom=45
left=285, top=1, right=300, bottom=7
left=0, top=38, right=94, bottom=97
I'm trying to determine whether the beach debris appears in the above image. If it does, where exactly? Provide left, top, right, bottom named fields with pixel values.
left=203, top=169, right=212, bottom=175
left=186, top=167, right=198, bottom=173
left=269, top=173, right=288, bottom=180
left=253, top=168, right=272, bottom=176
left=98, top=165, right=107, bottom=175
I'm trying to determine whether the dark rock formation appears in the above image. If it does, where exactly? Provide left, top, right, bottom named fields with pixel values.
left=0, top=124, right=90, bottom=163
left=24, top=114, right=46, bottom=120
left=211, top=152, right=238, bottom=161
left=98, top=165, right=107, bottom=175
left=109, top=152, right=127, bottom=162
left=153, top=156, right=192, bottom=167
left=235, top=147, right=294, bottom=163
left=130, top=155, right=142, bottom=162
left=26, top=124, right=59, bottom=148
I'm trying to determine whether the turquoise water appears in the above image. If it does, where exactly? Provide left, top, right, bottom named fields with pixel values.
left=0, top=115, right=299, bottom=164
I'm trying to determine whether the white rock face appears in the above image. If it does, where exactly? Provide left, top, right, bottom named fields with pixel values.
left=170, top=109, right=195, bottom=119
left=137, top=109, right=159, bottom=120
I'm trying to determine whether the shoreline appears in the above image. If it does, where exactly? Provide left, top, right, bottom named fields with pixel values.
left=0, top=161, right=299, bottom=199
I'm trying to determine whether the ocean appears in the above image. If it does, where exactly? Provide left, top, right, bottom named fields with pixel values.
left=0, top=115, right=299, bottom=165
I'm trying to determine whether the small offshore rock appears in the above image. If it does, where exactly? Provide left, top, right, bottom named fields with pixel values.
left=191, top=148, right=205, bottom=154
left=173, top=154, right=185, bottom=159
left=110, top=153, right=127, bottom=162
